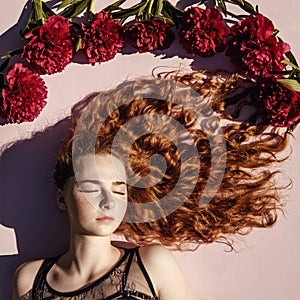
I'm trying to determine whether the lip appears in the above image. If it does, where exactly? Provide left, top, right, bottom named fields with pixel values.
left=96, top=216, right=115, bottom=223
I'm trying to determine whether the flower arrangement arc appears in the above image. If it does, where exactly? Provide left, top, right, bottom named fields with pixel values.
left=0, top=0, right=299, bottom=129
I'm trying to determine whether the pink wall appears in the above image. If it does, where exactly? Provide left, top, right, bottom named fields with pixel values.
left=1, top=1, right=299, bottom=299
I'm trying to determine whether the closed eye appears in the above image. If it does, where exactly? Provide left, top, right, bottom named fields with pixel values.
left=79, top=189, right=100, bottom=193
left=113, top=191, right=126, bottom=195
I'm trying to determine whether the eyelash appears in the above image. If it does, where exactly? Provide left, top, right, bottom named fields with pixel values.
left=113, top=191, right=126, bottom=195
left=79, top=189, right=125, bottom=195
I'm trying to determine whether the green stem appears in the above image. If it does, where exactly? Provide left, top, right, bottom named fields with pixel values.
left=88, top=0, right=95, bottom=14
left=33, top=0, right=45, bottom=23
left=146, top=0, right=155, bottom=19
left=153, top=0, right=163, bottom=17
left=1, top=48, right=23, bottom=59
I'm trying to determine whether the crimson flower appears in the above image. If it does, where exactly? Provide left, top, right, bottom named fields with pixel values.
left=226, top=14, right=290, bottom=77
left=124, top=19, right=175, bottom=52
left=81, top=11, right=124, bottom=63
left=178, top=7, right=229, bottom=57
left=22, top=15, right=74, bottom=75
left=0, top=63, right=48, bottom=124
left=251, top=77, right=300, bottom=127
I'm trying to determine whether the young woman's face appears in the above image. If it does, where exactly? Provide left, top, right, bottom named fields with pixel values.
left=61, top=153, right=128, bottom=237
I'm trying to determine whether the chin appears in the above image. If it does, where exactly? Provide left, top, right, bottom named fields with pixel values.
left=92, top=223, right=122, bottom=236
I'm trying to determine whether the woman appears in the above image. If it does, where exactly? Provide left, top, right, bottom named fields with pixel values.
left=12, top=75, right=289, bottom=299
left=12, top=152, right=197, bottom=299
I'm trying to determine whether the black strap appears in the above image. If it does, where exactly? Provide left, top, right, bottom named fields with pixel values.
left=120, top=247, right=135, bottom=293
left=31, top=257, right=57, bottom=299
left=135, top=248, right=157, bottom=298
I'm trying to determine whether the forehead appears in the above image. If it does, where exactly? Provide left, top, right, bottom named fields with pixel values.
left=73, top=153, right=126, bottom=182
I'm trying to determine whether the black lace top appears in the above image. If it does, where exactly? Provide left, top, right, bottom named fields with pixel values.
left=21, top=247, right=159, bottom=300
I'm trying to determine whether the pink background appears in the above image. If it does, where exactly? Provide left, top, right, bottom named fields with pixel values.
left=0, top=1, right=299, bottom=299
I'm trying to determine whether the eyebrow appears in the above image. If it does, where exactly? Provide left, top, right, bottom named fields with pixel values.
left=77, top=179, right=126, bottom=186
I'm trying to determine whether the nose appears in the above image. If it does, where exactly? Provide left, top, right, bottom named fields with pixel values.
left=99, top=187, right=115, bottom=210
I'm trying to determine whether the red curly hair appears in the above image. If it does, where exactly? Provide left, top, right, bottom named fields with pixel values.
left=54, top=74, right=290, bottom=250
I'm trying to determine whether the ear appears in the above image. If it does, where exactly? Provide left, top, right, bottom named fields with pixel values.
left=56, top=188, right=67, bottom=211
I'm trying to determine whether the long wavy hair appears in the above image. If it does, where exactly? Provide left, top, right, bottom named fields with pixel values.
left=53, top=73, right=291, bottom=250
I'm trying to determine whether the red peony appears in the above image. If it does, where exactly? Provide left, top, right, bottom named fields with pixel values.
left=1, top=63, right=48, bottom=123
left=226, top=14, right=290, bottom=77
left=251, top=77, right=300, bottom=127
left=178, top=7, right=229, bottom=57
left=124, top=19, right=175, bottom=52
left=22, top=16, right=74, bottom=75
left=81, top=11, right=124, bottom=63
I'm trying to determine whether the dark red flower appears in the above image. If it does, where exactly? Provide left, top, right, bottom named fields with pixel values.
left=124, top=19, right=175, bottom=52
left=178, top=7, right=229, bottom=57
left=22, top=16, right=74, bottom=75
left=1, top=63, right=48, bottom=123
left=226, top=14, right=290, bottom=77
left=81, top=11, right=124, bottom=63
left=251, top=77, right=300, bottom=127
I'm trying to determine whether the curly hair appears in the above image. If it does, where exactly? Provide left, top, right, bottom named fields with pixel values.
left=53, top=73, right=291, bottom=250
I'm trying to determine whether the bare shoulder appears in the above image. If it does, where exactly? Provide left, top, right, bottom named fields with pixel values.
left=138, top=245, right=197, bottom=300
left=138, top=244, right=174, bottom=266
left=139, top=243, right=169, bottom=255
left=12, top=259, right=44, bottom=299
left=138, top=244, right=183, bottom=279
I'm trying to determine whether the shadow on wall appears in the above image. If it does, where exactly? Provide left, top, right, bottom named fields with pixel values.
left=0, top=117, right=71, bottom=298
left=0, top=1, right=29, bottom=60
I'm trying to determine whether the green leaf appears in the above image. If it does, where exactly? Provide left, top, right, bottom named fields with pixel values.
left=285, top=51, right=299, bottom=68
left=22, top=0, right=55, bottom=35
left=288, top=118, right=300, bottom=132
left=232, top=0, right=257, bottom=15
left=290, top=69, right=298, bottom=78
left=104, top=0, right=127, bottom=13
left=234, top=0, right=245, bottom=6
left=75, top=37, right=82, bottom=52
left=41, top=1, right=55, bottom=18
left=154, top=0, right=164, bottom=17
left=1, top=48, right=23, bottom=59
left=198, top=0, right=209, bottom=4
left=33, top=0, right=45, bottom=22
left=120, top=17, right=127, bottom=24
left=58, top=0, right=82, bottom=10
left=59, top=0, right=91, bottom=19
left=217, top=0, right=227, bottom=14
left=281, top=60, right=300, bottom=72
left=138, top=2, right=148, bottom=16
left=277, top=78, right=300, bottom=92
left=163, top=0, right=184, bottom=15
left=243, top=1, right=257, bottom=14
left=162, top=0, right=184, bottom=26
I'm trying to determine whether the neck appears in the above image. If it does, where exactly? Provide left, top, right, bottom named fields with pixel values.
left=60, top=232, right=120, bottom=276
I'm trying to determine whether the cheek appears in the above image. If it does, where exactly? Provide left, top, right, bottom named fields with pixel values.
left=68, top=192, right=95, bottom=219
